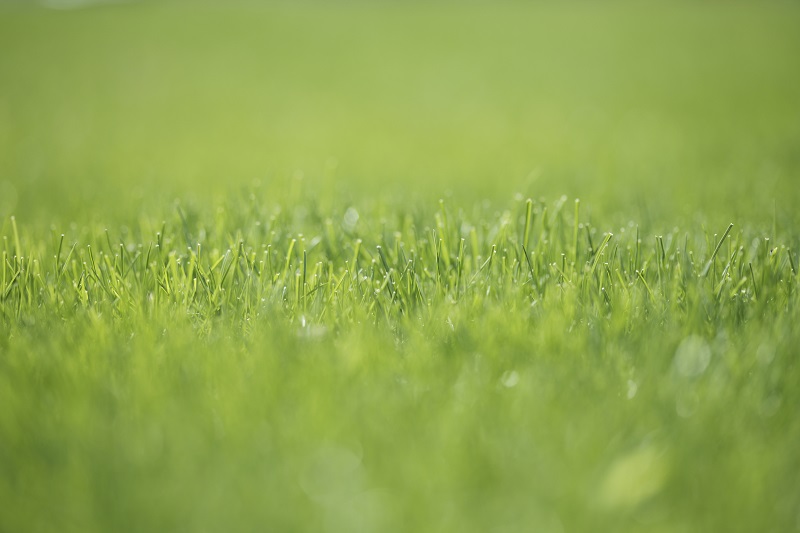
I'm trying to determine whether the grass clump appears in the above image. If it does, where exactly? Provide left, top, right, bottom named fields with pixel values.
left=1, top=197, right=799, bottom=532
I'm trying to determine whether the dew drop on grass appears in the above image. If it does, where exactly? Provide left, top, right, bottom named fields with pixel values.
left=500, top=370, right=519, bottom=388
left=598, top=445, right=668, bottom=509
left=673, top=336, right=711, bottom=378
left=343, top=207, right=359, bottom=232
left=626, top=379, right=638, bottom=399
left=756, top=343, right=776, bottom=366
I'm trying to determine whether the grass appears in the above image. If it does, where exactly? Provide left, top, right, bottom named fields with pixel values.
left=1, top=1, right=800, bottom=532
left=3, top=198, right=799, bottom=532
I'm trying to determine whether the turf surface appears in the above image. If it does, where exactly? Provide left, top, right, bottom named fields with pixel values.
left=1, top=2, right=799, bottom=532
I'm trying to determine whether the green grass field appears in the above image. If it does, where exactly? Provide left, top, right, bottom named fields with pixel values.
left=1, top=2, right=800, bottom=532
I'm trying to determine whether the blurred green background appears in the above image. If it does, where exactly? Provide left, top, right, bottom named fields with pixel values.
left=1, top=1, right=799, bottom=226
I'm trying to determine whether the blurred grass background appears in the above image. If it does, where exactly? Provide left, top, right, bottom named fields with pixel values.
left=1, top=1, right=799, bottom=226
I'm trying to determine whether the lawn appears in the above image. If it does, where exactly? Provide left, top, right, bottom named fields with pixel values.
left=1, top=2, right=799, bottom=532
